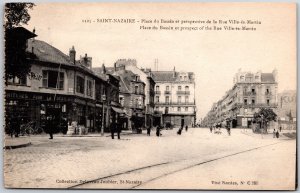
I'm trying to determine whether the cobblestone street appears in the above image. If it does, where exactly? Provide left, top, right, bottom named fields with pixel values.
left=4, top=128, right=296, bottom=189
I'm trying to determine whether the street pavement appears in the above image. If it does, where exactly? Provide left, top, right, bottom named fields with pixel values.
left=3, top=128, right=296, bottom=190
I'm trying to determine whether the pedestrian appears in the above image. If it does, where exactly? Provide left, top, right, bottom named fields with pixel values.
left=110, top=121, right=116, bottom=139
left=116, top=121, right=121, bottom=140
left=156, top=125, right=161, bottom=137
left=147, top=126, right=151, bottom=136
left=185, top=125, right=188, bottom=132
left=210, top=126, right=212, bottom=133
left=279, top=126, right=282, bottom=132
left=177, top=127, right=182, bottom=135
left=273, top=129, right=276, bottom=138
left=46, top=115, right=54, bottom=139
left=227, top=125, right=231, bottom=136
left=276, top=130, right=279, bottom=138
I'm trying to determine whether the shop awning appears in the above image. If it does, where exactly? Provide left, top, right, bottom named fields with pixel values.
left=112, top=107, right=125, bottom=114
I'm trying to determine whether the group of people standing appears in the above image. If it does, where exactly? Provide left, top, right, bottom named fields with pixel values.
left=209, top=124, right=231, bottom=136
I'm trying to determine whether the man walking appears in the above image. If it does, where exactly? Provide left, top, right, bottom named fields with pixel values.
left=46, top=115, right=54, bottom=139
left=147, top=126, right=151, bottom=136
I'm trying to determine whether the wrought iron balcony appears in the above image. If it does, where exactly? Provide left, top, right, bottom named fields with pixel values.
left=155, top=102, right=195, bottom=106
left=243, top=91, right=256, bottom=96
left=176, top=91, right=190, bottom=95
left=164, top=91, right=171, bottom=94
left=155, top=91, right=161, bottom=95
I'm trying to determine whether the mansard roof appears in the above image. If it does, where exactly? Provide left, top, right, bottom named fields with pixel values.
left=261, top=73, right=275, bottom=83
left=152, top=71, right=194, bottom=82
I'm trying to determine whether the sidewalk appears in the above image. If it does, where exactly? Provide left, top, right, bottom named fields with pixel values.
left=240, top=129, right=294, bottom=140
left=3, top=130, right=143, bottom=149
left=4, top=135, right=32, bottom=149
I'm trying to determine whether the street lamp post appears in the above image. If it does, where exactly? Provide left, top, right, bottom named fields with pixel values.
left=101, top=94, right=106, bottom=136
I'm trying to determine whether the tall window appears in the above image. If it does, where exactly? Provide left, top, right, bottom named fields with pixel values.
left=135, top=85, right=139, bottom=94
left=244, top=99, right=248, bottom=105
left=185, top=107, right=188, bottom=112
left=87, top=80, right=93, bottom=96
left=43, top=70, right=64, bottom=89
left=156, top=96, right=160, bottom=103
left=178, top=86, right=181, bottom=91
left=252, top=99, right=255, bottom=104
left=178, top=107, right=181, bottom=112
left=185, top=86, right=189, bottom=91
left=156, top=85, right=160, bottom=91
left=165, top=96, right=170, bottom=103
left=178, top=96, right=182, bottom=103
left=76, top=76, right=85, bottom=94
left=267, top=99, right=270, bottom=105
left=166, top=86, right=170, bottom=91
left=185, top=96, right=189, bottom=103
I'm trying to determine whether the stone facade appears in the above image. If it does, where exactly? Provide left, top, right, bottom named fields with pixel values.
left=202, top=69, right=278, bottom=128
left=152, top=69, right=196, bottom=128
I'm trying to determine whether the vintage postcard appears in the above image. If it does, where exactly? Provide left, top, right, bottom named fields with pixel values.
left=3, top=2, right=297, bottom=190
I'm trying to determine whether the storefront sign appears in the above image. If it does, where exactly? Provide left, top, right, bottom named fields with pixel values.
left=28, top=72, right=43, bottom=81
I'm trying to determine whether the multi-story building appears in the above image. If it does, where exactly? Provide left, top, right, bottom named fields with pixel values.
left=114, top=59, right=155, bottom=128
left=114, top=69, right=146, bottom=131
left=152, top=69, right=196, bottom=128
left=5, top=31, right=120, bottom=134
left=203, top=69, right=278, bottom=128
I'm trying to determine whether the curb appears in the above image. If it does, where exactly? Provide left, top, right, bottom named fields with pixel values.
left=3, top=142, right=32, bottom=150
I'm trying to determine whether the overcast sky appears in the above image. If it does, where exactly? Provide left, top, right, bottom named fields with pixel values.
left=24, top=3, right=296, bottom=120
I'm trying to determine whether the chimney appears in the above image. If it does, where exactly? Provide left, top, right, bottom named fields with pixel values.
left=114, top=63, right=117, bottom=71
left=173, top=66, right=176, bottom=78
left=69, top=46, right=76, bottom=64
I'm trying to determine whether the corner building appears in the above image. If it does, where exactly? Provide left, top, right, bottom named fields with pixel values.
left=152, top=69, right=196, bottom=128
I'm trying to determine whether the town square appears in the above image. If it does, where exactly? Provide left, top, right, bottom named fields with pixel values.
left=3, top=2, right=297, bottom=190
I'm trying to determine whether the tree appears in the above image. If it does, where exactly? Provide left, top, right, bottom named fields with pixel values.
left=4, top=3, right=35, bottom=81
left=4, top=3, right=35, bottom=29
left=253, top=108, right=277, bottom=133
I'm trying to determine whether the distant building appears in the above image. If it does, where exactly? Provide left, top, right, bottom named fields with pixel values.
left=152, top=68, right=196, bottom=128
left=203, top=69, right=278, bottom=128
left=277, top=90, right=296, bottom=130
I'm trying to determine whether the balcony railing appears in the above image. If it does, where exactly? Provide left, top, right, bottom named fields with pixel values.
left=155, top=91, right=161, bottom=95
left=155, top=102, right=195, bottom=105
left=164, top=91, right=171, bottom=94
left=265, top=92, right=272, bottom=95
left=232, top=102, right=278, bottom=109
left=243, top=91, right=256, bottom=96
left=176, top=91, right=190, bottom=95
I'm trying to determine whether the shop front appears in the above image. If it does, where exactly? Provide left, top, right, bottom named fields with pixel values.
left=5, top=90, right=96, bottom=135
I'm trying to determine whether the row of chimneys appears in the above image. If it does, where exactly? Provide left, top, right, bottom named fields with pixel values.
left=69, top=46, right=92, bottom=70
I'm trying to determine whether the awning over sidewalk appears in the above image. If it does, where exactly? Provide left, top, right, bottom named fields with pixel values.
left=112, top=107, right=126, bottom=114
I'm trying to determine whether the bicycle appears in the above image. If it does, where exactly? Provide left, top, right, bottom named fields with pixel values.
left=20, top=121, right=43, bottom=136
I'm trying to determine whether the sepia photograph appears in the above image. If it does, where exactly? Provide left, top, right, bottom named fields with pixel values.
left=3, top=2, right=297, bottom=190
